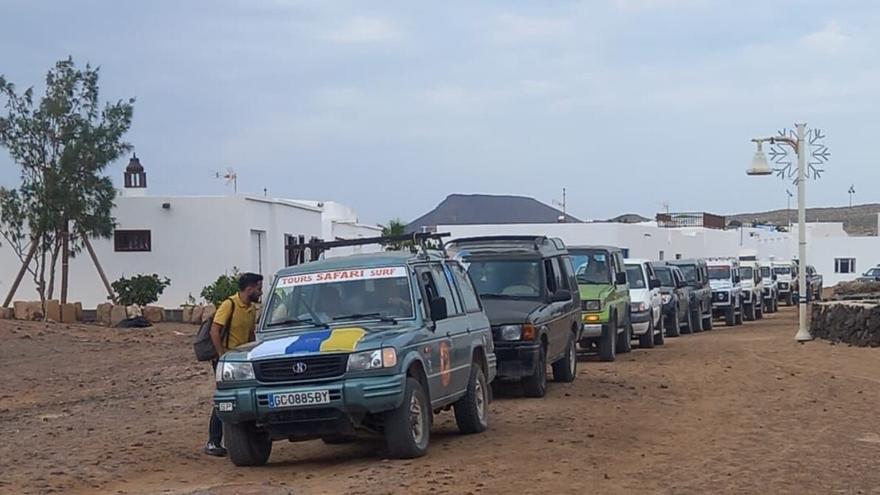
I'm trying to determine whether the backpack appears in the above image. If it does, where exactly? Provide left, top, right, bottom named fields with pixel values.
left=193, top=298, right=236, bottom=362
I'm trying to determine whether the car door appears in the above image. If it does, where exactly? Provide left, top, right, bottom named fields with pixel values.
left=544, top=257, right=570, bottom=361
left=448, top=260, right=493, bottom=357
left=560, top=255, right=582, bottom=337
left=414, top=264, right=458, bottom=405
left=430, top=262, right=472, bottom=397
left=644, top=262, right=661, bottom=326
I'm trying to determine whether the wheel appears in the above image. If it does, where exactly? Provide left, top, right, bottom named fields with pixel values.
left=224, top=421, right=272, bottom=467
left=598, top=318, right=617, bottom=362
left=702, top=309, right=713, bottom=330
left=552, top=332, right=577, bottom=383
left=322, top=435, right=357, bottom=445
left=785, top=292, right=793, bottom=306
left=385, top=377, right=431, bottom=458
left=665, top=309, right=680, bottom=338
left=454, top=363, right=489, bottom=434
left=681, top=309, right=694, bottom=335
left=773, top=297, right=779, bottom=313
left=725, top=304, right=735, bottom=326
left=653, top=313, right=665, bottom=346
left=734, top=301, right=744, bottom=325
left=744, top=302, right=756, bottom=321
left=617, top=315, right=633, bottom=354
left=690, top=308, right=703, bottom=333
left=639, top=317, right=655, bottom=349
left=522, top=344, right=548, bottom=397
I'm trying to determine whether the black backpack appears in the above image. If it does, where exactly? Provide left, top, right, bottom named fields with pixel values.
left=193, top=298, right=235, bottom=362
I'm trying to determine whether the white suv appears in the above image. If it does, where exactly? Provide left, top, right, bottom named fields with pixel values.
left=738, top=260, right=764, bottom=321
left=759, top=262, right=779, bottom=313
left=708, top=259, right=743, bottom=327
left=624, top=259, right=664, bottom=348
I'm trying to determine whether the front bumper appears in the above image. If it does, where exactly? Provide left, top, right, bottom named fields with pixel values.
left=581, top=323, right=603, bottom=338
left=712, top=291, right=731, bottom=307
left=630, top=309, right=651, bottom=335
left=214, top=374, right=405, bottom=439
left=494, top=342, right=541, bottom=379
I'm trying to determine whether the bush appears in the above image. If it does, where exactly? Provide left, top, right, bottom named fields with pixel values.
left=201, top=267, right=240, bottom=306
left=112, top=274, right=171, bottom=306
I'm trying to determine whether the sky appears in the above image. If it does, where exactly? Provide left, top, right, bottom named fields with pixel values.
left=1, top=0, right=878, bottom=225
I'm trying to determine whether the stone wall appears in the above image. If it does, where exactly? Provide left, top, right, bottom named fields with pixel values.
left=810, top=301, right=880, bottom=347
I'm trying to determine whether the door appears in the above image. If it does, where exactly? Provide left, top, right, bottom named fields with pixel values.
left=250, top=230, right=267, bottom=274
left=613, top=252, right=629, bottom=327
left=644, top=262, right=661, bottom=327
left=542, top=258, right=568, bottom=360
left=435, top=262, right=472, bottom=393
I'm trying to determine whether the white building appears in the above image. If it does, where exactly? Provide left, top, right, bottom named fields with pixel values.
left=0, top=156, right=381, bottom=308
left=438, top=219, right=880, bottom=287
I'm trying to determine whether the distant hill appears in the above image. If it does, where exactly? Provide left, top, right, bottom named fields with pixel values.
left=727, top=203, right=880, bottom=236
left=407, top=194, right=581, bottom=233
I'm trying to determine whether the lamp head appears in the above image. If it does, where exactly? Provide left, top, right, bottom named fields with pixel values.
left=747, top=141, right=772, bottom=176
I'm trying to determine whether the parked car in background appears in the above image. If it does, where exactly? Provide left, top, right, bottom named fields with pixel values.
left=568, top=246, right=632, bottom=362
left=668, top=258, right=713, bottom=332
left=857, top=265, right=880, bottom=283
left=446, top=236, right=582, bottom=398
left=772, top=261, right=797, bottom=306
left=738, top=261, right=764, bottom=321
left=805, top=265, right=823, bottom=301
left=759, top=262, right=779, bottom=313
left=624, top=259, right=664, bottom=348
left=708, top=258, right=743, bottom=326
left=651, top=263, right=691, bottom=337
left=214, top=248, right=496, bottom=465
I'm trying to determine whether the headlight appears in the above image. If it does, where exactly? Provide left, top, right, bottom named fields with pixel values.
left=717, top=292, right=728, bottom=301
left=499, top=324, right=522, bottom=341
left=216, top=362, right=255, bottom=382
left=347, top=348, right=397, bottom=372
left=583, top=300, right=601, bottom=311
left=661, top=294, right=671, bottom=304
left=630, top=302, right=647, bottom=312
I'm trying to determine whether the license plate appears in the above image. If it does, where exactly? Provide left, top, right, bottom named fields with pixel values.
left=268, top=390, right=330, bottom=409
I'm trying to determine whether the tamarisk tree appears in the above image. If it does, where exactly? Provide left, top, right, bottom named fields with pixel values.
left=0, top=57, right=134, bottom=305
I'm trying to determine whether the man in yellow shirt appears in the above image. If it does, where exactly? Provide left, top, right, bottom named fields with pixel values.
left=205, top=272, right=263, bottom=457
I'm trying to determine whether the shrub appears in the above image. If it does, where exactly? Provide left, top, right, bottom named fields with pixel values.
left=201, top=267, right=240, bottom=306
left=112, top=274, right=171, bottom=306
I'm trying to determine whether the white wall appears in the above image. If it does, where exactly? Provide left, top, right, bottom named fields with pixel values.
left=0, top=195, right=324, bottom=308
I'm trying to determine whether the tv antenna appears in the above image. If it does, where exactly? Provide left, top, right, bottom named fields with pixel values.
left=552, top=187, right=567, bottom=222
left=215, top=168, right=238, bottom=194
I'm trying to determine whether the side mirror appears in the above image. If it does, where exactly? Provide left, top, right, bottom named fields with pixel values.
left=734, top=275, right=741, bottom=283
left=551, top=289, right=572, bottom=303
left=616, top=272, right=627, bottom=285
left=649, top=278, right=661, bottom=290
left=429, top=297, right=448, bottom=321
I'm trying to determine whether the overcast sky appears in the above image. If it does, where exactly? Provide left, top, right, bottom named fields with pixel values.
left=1, top=0, right=878, bottom=225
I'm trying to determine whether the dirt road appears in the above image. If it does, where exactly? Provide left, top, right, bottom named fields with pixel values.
left=1, top=307, right=878, bottom=495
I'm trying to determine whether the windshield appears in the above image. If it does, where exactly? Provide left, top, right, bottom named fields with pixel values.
left=773, top=267, right=791, bottom=275
left=739, top=267, right=753, bottom=280
left=760, top=267, right=771, bottom=278
left=709, top=266, right=731, bottom=280
left=265, top=266, right=414, bottom=328
left=655, top=268, right=674, bottom=287
left=677, top=264, right=697, bottom=284
left=467, top=260, right=542, bottom=298
left=571, top=250, right=612, bottom=284
left=625, top=264, right=646, bottom=289
left=865, top=268, right=880, bottom=277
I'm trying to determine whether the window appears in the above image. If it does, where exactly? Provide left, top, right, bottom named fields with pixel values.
left=114, top=230, right=151, bottom=252
left=560, top=257, right=577, bottom=291
left=835, top=258, right=856, bottom=274
left=621, top=248, right=630, bottom=258
left=658, top=250, right=665, bottom=261
left=430, top=264, right=463, bottom=316
left=448, top=262, right=482, bottom=313
left=467, top=260, right=542, bottom=298
left=571, top=250, right=612, bottom=284
left=625, top=264, right=646, bottom=289
left=544, top=259, right=558, bottom=293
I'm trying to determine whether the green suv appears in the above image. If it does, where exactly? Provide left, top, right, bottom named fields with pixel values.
left=568, top=246, right=632, bottom=362
left=214, top=248, right=496, bottom=465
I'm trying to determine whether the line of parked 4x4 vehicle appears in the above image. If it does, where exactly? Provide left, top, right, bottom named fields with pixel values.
left=210, top=234, right=818, bottom=466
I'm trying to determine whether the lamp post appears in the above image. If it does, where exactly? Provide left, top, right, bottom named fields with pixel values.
left=748, top=123, right=818, bottom=342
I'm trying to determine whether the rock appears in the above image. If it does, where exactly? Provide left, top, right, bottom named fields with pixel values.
left=74, top=302, right=83, bottom=321
left=0, top=307, right=12, bottom=319
left=811, top=301, right=880, bottom=347
left=201, top=304, right=216, bottom=323
left=27, top=301, right=44, bottom=321
left=110, top=305, right=128, bottom=327
left=13, top=301, right=30, bottom=320
left=182, top=306, right=193, bottom=324
left=143, top=306, right=164, bottom=324
left=60, top=303, right=77, bottom=323
left=190, top=305, right=204, bottom=325
left=126, top=305, right=143, bottom=319
left=45, top=299, right=61, bottom=322
left=96, top=303, right=113, bottom=326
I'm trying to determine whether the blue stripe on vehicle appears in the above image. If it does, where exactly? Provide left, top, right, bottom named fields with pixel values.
left=284, top=329, right=332, bottom=354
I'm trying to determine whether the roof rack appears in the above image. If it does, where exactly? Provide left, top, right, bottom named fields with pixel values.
left=446, top=235, right=565, bottom=253
left=285, top=232, right=450, bottom=266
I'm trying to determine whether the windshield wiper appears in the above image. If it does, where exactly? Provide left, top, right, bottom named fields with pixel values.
left=265, top=317, right=328, bottom=328
left=332, top=313, right=398, bottom=324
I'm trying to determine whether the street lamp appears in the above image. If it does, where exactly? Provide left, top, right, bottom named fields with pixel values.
left=747, top=123, right=818, bottom=342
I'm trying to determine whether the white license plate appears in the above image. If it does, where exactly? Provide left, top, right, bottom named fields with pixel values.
left=268, top=390, right=330, bottom=409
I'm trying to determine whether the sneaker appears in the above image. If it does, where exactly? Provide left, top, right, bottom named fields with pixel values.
left=204, top=441, right=227, bottom=457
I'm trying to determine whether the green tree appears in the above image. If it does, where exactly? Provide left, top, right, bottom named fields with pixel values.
left=112, top=274, right=171, bottom=306
left=381, top=218, right=411, bottom=251
left=201, top=267, right=241, bottom=306
left=0, top=57, right=134, bottom=303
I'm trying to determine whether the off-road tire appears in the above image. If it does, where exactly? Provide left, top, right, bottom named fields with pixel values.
left=617, top=316, right=633, bottom=354
left=725, top=305, right=735, bottom=326
left=224, top=421, right=272, bottom=467
left=552, top=333, right=577, bottom=383
left=785, top=292, right=793, bottom=306
left=666, top=310, right=681, bottom=337
left=639, top=317, right=655, bottom=349
left=385, top=377, right=431, bottom=459
left=653, top=314, right=665, bottom=346
left=598, top=318, right=617, bottom=362
left=522, top=344, right=548, bottom=398
left=702, top=309, right=713, bottom=330
left=756, top=301, right=764, bottom=319
left=454, top=363, right=489, bottom=434
left=690, top=308, right=703, bottom=333
left=744, top=302, right=756, bottom=321
left=681, top=309, right=693, bottom=335
left=734, top=301, right=744, bottom=325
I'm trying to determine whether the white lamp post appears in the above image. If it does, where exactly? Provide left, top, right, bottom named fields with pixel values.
left=748, top=123, right=815, bottom=342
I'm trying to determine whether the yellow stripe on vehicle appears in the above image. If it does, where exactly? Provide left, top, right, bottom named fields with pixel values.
left=320, top=328, right=367, bottom=352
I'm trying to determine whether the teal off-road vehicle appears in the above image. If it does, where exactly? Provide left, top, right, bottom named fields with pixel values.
left=568, top=246, right=632, bottom=362
left=213, top=235, right=496, bottom=466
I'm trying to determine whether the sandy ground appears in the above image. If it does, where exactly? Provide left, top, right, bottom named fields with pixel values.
left=1, top=307, right=879, bottom=495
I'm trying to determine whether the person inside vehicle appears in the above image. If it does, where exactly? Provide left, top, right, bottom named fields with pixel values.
left=205, top=272, right=263, bottom=457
